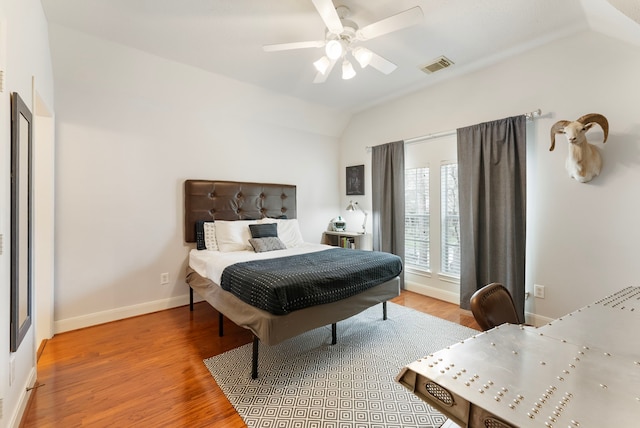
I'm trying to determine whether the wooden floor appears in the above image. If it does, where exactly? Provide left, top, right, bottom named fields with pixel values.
left=20, top=291, right=480, bottom=427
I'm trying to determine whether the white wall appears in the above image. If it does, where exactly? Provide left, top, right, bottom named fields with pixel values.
left=33, top=92, right=55, bottom=346
left=49, top=25, right=346, bottom=331
left=0, top=0, right=55, bottom=426
left=340, top=30, right=640, bottom=322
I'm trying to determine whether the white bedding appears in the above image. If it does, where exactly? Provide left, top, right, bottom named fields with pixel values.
left=189, top=243, right=333, bottom=285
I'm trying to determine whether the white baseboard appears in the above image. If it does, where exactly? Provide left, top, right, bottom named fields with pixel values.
left=404, top=281, right=460, bottom=304
left=525, top=312, right=554, bottom=327
left=54, top=294, right=201, bottom=334
left=404, top=281, right=553, bottom=327
left=9, top=367, right=36, bottom=428
left=52, top=287, right=554, bottom=335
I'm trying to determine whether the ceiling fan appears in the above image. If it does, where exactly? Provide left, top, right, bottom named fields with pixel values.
left=263, top=0, right=424, bottom=83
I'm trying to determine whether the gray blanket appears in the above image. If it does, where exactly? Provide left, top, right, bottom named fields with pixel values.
left=220, top=248, right=403, bottom=315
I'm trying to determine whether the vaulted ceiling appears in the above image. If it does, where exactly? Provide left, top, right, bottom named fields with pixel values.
left=41, top=0, right=640, bottom=113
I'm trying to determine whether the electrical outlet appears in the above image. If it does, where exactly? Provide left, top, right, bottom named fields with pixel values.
left=534, top=284, right=545, bottom=299
left=160, top=273, right=169, bottom=285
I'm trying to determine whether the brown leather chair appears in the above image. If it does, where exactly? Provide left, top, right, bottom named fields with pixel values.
left=470, top=283, right=521, bottom=331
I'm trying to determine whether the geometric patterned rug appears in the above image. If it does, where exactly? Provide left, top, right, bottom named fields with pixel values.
left=204, top=302, right=475, bottom=428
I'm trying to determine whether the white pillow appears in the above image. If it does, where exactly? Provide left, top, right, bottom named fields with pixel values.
left=258, top=217, right=278, bottom=224
left=275, top=219, right=304, bottom=248
left=214, top=220, right=258, bottom=252
left=203, top=222, right=218, bottom=251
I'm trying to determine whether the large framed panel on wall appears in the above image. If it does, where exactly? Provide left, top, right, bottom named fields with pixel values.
left=346, top=164, right=364, bottom=195
left=10, top=92, right=33, bottom=352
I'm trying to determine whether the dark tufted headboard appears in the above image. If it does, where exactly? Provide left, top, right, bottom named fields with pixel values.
left=184, top=180, right=297, bottom=243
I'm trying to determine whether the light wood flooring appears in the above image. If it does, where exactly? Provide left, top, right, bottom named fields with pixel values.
left=20, top=290, right=480, bottom=427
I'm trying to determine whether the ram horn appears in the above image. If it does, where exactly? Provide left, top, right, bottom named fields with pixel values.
left=549, top=120, right=570, bottom=151
left=577, top=113, right=609, bottom=143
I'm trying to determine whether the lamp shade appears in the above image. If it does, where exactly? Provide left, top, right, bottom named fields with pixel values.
left=313, top=56, right=331, bottom=75
left=342, top=60, right=356, bottom=80
left=325, top=39, right=343, bottom=60
left=352, top=47, right=373, bottom=68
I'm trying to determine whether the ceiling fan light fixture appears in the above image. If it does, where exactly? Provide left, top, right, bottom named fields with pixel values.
left=264, top=2, right=424, bottom=83
left=313, top=56, right=331, bottom=75
left=352, top=47, right=373, bottom=68
left=325, top=39, right=343, bottom=60
left=342, top=60, right=356, bottom=80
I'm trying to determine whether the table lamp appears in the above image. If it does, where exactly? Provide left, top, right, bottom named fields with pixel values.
left=346, top=200, right=368, bottom=234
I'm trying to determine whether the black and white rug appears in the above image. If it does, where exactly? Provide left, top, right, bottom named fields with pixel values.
left=204, top=302, right=476, bottom=428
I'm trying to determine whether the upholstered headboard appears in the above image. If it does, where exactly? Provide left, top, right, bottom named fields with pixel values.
left=184, top=180, right=297, bottom=243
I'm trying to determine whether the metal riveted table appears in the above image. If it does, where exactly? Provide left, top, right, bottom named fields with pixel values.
left=396, top=287, right=640, bottom=428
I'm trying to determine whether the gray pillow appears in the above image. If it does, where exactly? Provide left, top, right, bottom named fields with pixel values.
left=249, top=237, right=287, bottom=253
left=249, top=223, right=278, bottom=238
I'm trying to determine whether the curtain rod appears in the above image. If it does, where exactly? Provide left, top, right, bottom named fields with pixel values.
left=368, top=109, right=542, bottom=148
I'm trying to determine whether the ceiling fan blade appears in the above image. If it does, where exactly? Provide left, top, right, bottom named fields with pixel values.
left=368, top=52, right=397, bottom=75
left=263, top=40, right=325, bottom=52
left=356, top=6, right=424, bottom=41
left=311, top=0, right=344, bottom=34
left=313, top=58, right=337, bottom=83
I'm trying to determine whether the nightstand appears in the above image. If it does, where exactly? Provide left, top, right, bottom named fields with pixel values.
left=321, top=231, right=372, bottom=250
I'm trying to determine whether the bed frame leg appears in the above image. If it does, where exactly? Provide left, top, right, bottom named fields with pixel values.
left=252, top=336, right=259, bottom=379
left=383, top=301, right=388, bottom=320
left=189, top=287, right=194, bottom=311
left=331, top=323, right=337, bottom=345
left=218, top=313, right=224, bottom=337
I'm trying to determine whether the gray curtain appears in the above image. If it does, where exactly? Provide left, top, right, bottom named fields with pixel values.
left=371, top=141, right=405, bottom=287
left=457, top=116, right=526, bottom=320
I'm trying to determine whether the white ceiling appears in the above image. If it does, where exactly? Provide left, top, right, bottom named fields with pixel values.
left=41, top=0, right=640, bottom=113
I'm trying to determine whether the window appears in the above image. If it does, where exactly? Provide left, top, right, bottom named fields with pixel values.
left=404, top=134, right=459, bottom=283
left=405, top=167, right=429, bottom=270
left=440, top=163, right=460, bottom=277
left=404, top=159, right=460, bottom=279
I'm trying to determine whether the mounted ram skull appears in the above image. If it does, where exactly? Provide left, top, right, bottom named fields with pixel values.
left=550, top=113, right=609, bottom=183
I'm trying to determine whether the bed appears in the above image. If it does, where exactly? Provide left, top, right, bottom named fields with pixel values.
left=184, top=179, right=402, bottom=378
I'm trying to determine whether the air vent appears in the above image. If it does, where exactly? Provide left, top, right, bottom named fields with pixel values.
left=421, top=56, right=454, bottom=74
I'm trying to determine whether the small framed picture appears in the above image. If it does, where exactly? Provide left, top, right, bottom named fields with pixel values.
left=346, top=165, right=364, bottom=195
